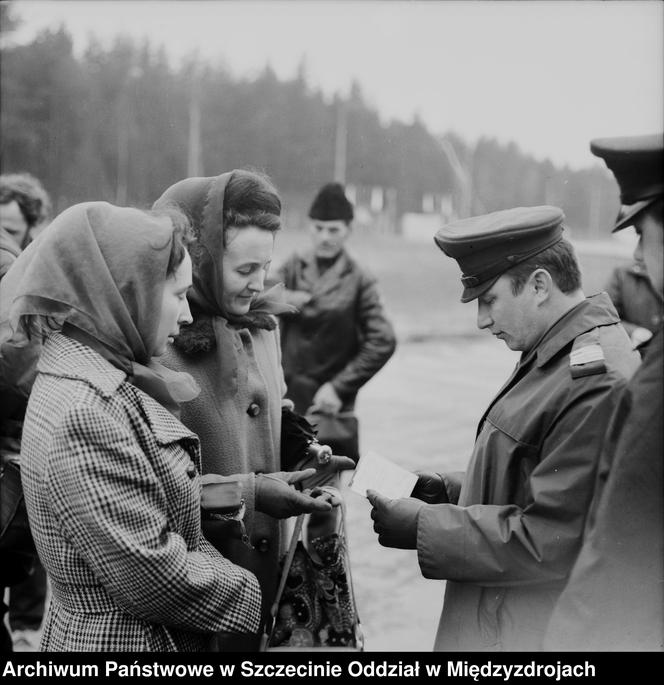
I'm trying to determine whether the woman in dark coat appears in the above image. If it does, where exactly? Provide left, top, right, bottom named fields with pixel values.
left=153, top=171, right=352, bottom=634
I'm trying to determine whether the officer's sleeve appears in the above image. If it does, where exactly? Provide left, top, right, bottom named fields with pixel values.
left=416, top=382, right=623, bottom=585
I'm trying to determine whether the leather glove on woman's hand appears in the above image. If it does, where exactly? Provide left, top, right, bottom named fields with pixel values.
left=411, top=471, right=449, bottom=504
left=367, top=489, right=424, bottom=549
left=255, top=470, right=332, bottom=519
left=299, top=452, right=356, bottom=490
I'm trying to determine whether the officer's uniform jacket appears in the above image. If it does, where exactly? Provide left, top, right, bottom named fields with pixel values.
left=544, top=326, right=663, bottom=651
left=21, top=334, right=261, bottom=651
left=276, top=248, right=396, bottom=413
left=417, top=293, right=640, bottom=651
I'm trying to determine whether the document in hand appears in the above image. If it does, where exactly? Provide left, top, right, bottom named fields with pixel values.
left=348, top=450, right=418, bottom=500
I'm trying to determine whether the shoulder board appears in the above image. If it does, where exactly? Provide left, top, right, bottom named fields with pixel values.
left=569, top=329, right=606, bottom=378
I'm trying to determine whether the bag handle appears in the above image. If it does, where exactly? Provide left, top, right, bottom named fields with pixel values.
left=261, top=513, right=306, bottom=649
left=260, top=496, right=362, bottom=650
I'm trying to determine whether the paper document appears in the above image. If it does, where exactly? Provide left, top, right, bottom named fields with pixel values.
left=349, top=450, right=418, bottom=499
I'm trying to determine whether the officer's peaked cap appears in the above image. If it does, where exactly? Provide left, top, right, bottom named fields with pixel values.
left=590, top=133, right=663, bottom=232
left=434, top=206, right=565, bottom=303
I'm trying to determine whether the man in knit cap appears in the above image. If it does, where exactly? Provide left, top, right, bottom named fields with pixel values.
left=545, top=133, right=663, bottom=651
left=366, top=205, right=639, bottom=651
left=274, top=182, right=395, bottom=460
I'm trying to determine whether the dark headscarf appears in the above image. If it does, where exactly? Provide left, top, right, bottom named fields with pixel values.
left=0, top=201, right=199, bottom=411
left=153, top=172, right=294, bottom=337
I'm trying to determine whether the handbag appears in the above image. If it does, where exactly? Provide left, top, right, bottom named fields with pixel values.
left=0, top=459, right=37, bottom=586
left=305, top=411, right=360, bottom=463
left=260, top=500, right=363, bottom=651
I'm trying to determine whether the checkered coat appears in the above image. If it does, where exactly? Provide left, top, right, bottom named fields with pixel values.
left=20, top=333, right=261, bottom=652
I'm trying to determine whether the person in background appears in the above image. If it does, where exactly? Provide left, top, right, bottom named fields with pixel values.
left=545, top=133, right=663, bottom=651
left=366, top=206, right=639, bottom=651
left=0, top=172, right=51, bottom=652
left=273, top=182, right=396, bottom=540
left=604, top=257, right=662, bottom=351
left=274, top=181, right=396, bottom=446
left=0, top=173, right=51, bottom=279
left=0, top=201, right=262, bottom=651
left=153, top=171, right=354, bottom=645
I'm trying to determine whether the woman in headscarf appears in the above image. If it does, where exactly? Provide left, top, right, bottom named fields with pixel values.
left=0, top=201, right=261, bottom=651
left=153, top=170, right=354, bottom=629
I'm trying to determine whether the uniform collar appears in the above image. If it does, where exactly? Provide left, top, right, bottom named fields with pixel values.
left=38, top=332, right=125, bottom=398
left=531, top=292, right=620, bottom=368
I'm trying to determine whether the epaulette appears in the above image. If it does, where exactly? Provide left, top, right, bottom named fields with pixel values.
left=569, top=329, right=607, bottom=378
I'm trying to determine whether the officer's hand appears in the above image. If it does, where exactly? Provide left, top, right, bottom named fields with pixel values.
left=255, top=471, right=332, bottom=519
left=310, top=383, right=342, bottom=415
left=366, top=489, right=424, bottom=549
left=411, top=471, right=449, bottom=504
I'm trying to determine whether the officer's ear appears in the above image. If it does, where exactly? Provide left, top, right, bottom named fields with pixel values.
left=530, top=268, right=553, bottom=303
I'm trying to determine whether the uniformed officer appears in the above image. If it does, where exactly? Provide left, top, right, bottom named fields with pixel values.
left=366, top=205, right=640, bottom=651
left=545, top=133, right=663, bottom=651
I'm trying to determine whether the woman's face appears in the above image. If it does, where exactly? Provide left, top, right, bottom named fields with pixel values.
left=0, top=200, right=29, bottom=249
left=222, top=225, right=275, bottom=316
left=153, top=251, right=193, bottom=357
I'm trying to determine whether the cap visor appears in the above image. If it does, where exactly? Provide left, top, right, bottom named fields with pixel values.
left=460, top=274, right=502, bottom=303
left=613, top=197, right=659, bottom=232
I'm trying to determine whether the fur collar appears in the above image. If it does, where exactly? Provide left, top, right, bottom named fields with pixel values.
left=173, top=311, right=278, bottom=355
left=173, top=315, right=217, bottom=355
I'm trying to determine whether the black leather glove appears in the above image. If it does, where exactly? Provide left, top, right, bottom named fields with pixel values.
left=367, top=489, right=424, bottom=549
left=411, top=471, right=449, bottom=504
left=255, top=470, right=332, bottom=519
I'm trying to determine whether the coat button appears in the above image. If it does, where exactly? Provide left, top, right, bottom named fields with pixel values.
left=257, top=538, right=270, bottom=553
left=185, top=464, right=196, bottom=478
left=247, top=402, right=261, bottom=417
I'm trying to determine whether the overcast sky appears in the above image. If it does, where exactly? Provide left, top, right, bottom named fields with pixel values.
left=7, top=0, right=663, bottom=169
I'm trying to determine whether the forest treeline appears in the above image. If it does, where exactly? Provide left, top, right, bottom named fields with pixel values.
left=1, top=6, right=620, bottom=236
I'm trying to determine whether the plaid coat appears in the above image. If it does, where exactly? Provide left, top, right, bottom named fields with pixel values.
left=20, top=333, right=260, bottom=652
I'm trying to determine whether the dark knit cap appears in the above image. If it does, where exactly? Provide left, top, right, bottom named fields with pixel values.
left=308, top=183, right=354, bottom=223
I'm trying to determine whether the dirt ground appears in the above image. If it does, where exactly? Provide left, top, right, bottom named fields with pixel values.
left=342, top=336, right=518, bottom=651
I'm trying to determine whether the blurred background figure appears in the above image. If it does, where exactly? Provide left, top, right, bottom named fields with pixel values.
left=273, top=182, right=396, bottom=542
left=0, top=172, right=51, bottom=278
left=0, top=171, right=51, bottom=652
left=604, top=257, right=663, bottom=351
left=274, top=182, right=396, bottom=453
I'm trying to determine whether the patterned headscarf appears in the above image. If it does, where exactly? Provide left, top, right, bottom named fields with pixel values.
left=0, top=201, right=199, bottom=411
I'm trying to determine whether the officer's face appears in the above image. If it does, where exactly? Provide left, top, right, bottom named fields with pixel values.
left=476, top=274, right=541, bottom=352
left=633, top=210, right=663, bottom=296
left=309, top=219, right=350, bottom=260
